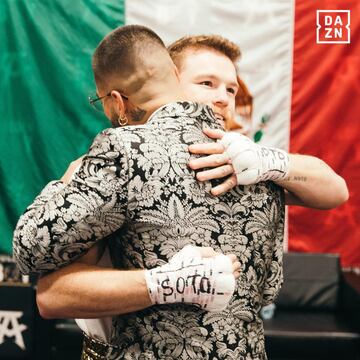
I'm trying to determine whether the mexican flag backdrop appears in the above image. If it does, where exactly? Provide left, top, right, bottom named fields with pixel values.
left=0, top=0, right=359, bottom=267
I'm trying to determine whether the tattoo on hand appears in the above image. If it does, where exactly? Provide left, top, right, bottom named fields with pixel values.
left=129, top=107, right=146, bottom=122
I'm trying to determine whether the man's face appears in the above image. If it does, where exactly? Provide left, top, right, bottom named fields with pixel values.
left=178, top=49, right=239, bottom=126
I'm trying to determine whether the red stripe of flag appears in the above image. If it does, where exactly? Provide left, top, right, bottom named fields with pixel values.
left=289, top=0, right=360, bottom=267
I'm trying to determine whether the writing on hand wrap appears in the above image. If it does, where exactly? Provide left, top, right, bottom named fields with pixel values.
left=159, top=262, right=226, bottom=306
left=145, top=248, right=235, bottom=312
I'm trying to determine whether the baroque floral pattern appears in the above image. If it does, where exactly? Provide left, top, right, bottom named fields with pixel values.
left=13, top=102, right=285, bottom=359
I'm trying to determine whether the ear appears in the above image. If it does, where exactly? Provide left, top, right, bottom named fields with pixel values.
left=110, top=90, right=126, bottom=116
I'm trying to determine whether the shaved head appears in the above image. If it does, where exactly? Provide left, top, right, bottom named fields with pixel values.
left=92, top=25, right=175, bottom=96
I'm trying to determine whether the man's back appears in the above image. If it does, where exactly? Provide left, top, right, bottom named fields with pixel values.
left=13, top=101, right=284, bottom=359
left=105, top=102, right=285, bottom=359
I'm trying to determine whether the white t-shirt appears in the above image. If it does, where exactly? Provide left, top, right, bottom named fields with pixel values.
left=75, top=247, right=113, bottom=342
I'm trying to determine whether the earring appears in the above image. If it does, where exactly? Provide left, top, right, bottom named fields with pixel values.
left=118, top=114, right=128, bottom=126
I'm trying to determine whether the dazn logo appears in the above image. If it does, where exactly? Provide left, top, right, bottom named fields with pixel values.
left=316, top=10, right=350, bottom=44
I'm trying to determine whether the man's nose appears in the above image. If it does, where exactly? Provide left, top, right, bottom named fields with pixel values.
left=213, top=86, right=229, bottom=107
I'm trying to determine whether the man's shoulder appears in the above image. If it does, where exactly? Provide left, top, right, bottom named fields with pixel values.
left=151, top=101, right=216, bottom=124
left=95, top=126, right=149, bottom=140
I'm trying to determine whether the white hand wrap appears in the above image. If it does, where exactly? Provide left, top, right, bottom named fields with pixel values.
left=145, top=246, right=235, bottom=312
left=220, top=132, right=290, bottom=185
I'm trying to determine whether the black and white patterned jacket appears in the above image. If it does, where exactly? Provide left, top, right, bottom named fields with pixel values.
left=13, top=102, right=284, bottom=359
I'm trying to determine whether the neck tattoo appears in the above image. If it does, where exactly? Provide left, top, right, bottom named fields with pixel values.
left=129, top=107, right=146, bottom=122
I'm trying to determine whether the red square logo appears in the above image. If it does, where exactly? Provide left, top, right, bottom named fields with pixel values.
left=316, top=10, right=350, bottom=44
